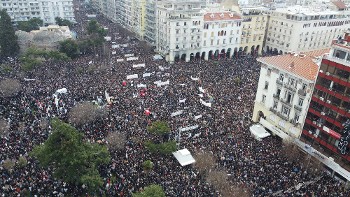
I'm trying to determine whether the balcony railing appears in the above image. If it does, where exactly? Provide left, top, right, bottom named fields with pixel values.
left=276, top=79, right=283, bottom=86
left=284, top=83, right=297, bottom=92
left=294, top=105, right=302, bottom=111
left=298, top=89, right=307, bottom=97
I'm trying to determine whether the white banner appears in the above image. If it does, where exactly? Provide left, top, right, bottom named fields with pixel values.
left=171, top=110, right=183, bottom=117
left=126, top=57, right=138, bottom=61
left=199, top=87, right=205, bottom=93
left=112, top=44, right=119, bottom=49
left=124, top=53, right=134, bottom=57
left=24, top=78, right=36, bottom=81
left=154, top=80, right=170, bottom=87
left=117, top=58, right=124, bottom=62
left=200, top=99, right=212, bottom=107
left=159, top=66, right=164, bottom=71
left=191, top=76, right=199, bottom=81
left=137, top=84, right=147, bottom=88
left=112, top=51, right=116, bottom=55
left=198, top=94, right=204, bottom=98
left=126, top=74, right=138, bottom=80
left=179, top=125, right=199, bottom=132
left=179, top=98, right=186, bottom=103
left=143, top=73, right=151, bottom=78
left=133, top=63, right=146, bottom=68
left=194, top=114, right=202, bottom=120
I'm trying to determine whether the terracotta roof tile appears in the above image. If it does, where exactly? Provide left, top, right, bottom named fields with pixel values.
left=332, top=1, right=347, bottom=9
left=257, top=49, right=330, bottom=81
left=204, top=12, right=241, bottom=21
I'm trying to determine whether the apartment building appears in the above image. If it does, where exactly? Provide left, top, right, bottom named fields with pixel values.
left=240, top=7, right=267, bottom=55
left=301, top=31, right=350, bottom=168
left=0, top=0, right=75, bottom=24
left=252, top=49, right=327, bottom=139
left=155, top=0, right=207, bottom=62
left=265, top=5, right=350, bottom=54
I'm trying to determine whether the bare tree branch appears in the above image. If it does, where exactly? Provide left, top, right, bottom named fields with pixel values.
left=106, top=132, right=126, bottom=151
left=0, top=78, right=22, bottom=97
left=193, top=151, right=216, bottom=174
left=0, top=119, right=9, bottom=136
left=69, top=102, right=107, bottom=126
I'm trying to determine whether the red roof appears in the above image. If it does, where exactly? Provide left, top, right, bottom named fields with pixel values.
left=257, top=49, right=330, bottom=81
left=204, top=12, right=241, bottom=21
left=332, top=1, right=347, bottom=9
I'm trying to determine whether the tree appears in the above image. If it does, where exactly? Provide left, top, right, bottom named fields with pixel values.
left=0, top=78, right=22, bottom=97
left=106, top=132, right=126, bottom=151
left=87, top=20, right=100, bottom=35
left=59, top=39, right=80, bottom=58
left=206, top=170, right=229, bottom=192
left=17, top=18, right=43, bottom=32
left=55, top=17, right=72, bottom=27
left=0, top=9, right=20, bottom=58
left=31, top=118, right=110, bottom=193
left=142, top=160, right=154, bottom=171
left=0, top=119, right=9, bottom=136
left=2, top=158, right=15, bottom=172
left=145, top=140, right=176, bottom=155
left=281, top=142, right=303, bottom=163
left=193, top=151, right=216, bottom=174
left=132, top=184, right=166, bottom=197
left=17, top=156, right=27, bottom=168
left=147, top=121, right=170, bottom=136
left=69, top=102, right=107, bottom=126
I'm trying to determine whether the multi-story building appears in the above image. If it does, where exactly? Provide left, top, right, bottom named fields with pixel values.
left=0, top=0, right=75, bottom=25
left=301, top=31, right=350, bottom=168
left=239, top=7, right=267, bottom=55
left=201, top=11, right=242, bottom=60
left=252, top=49, right=328, bottom=140
left=264, top=5, right=350, bottom=54
left=155, top=0, right=207, bottom=62
left=145, top=0, right=157, bottom=45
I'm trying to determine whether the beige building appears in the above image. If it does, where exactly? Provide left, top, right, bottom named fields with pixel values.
left=239, top=7, right=267, bottom=55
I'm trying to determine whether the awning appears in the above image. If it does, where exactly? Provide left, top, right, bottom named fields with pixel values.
left=323, top=126, right=341, bottom=139
left=260, top=118, right=291, bottom=140
left=249, top=124, right=271, bottom=140
left=173, top=149, right=196, bottom=166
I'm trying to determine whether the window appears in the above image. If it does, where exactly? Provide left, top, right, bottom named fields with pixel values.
left=279, top=74, right=284, bottom=81
left=298, top=98, right=304, bottom=106
left=262, top=95, right=266, bottom=103
left=294, top=113, right=300, bottom=123
left=264, top=81, right=269, bottom=90
left=176, top=22, right=179, bottom=26
left=184, top=22, right=186, bottom=26
left=276, top=88, right=281, bottom=97
left=273, top=100, right=278, bottom=109
left=302, top=83, right=307, bottom=90
left=267, top=68, right=271, bottom=76
left=286, top=92, right=293, bottom=103
left=282, top=105, right=290, bottom=116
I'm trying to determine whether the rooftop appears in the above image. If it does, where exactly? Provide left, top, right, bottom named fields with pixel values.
left=204, top=12, right=241, bottom=21
left=257, top=49, right=330, bottom=81
left=273, top=5, right=340, bottom=16
left=331, top=0, right=347, bottom=10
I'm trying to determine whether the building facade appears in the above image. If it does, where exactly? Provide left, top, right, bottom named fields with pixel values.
left=264, top=5, right=350, bottom=54
left=0, top=0, right=75, bottom=24
left=240, top=7, right=267, bottom=55
left=155, top=0, right=207, bottom=62
left=252, top=49, right=327, bottom=140
left=301, top=32, right=350, bottom=168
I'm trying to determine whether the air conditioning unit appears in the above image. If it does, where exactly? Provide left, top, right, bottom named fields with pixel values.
left=326, top=100, right=331, bottom=104
left=320, top=97, right=324, bottom=101
left=321, top=112, right=326, bottom=116
left=326, top=72, right=330, bottom=75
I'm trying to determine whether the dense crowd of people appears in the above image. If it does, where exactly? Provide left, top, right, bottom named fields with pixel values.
left=1, top=1, right=350, bottom=196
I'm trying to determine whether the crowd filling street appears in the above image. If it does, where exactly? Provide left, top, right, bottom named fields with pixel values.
left=1, top=1, right=350, bottom=197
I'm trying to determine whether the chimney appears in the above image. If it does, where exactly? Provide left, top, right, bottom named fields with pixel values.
left=289, top=62, right=295, bottom=69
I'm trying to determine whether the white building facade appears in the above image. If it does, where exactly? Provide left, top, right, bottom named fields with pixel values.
left=252, top=50, right=327, bottom=140
left=265, top=6, right=350, bottom=54
left=0, top=0, right=75, bottom=24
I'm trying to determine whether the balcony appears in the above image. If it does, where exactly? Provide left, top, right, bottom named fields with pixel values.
left=276, top=79, right=283, bottom=86
left=284, top=83, right=297, bottom=92
left=280, top=98, right=292, bottom=107
left=294, top=105, right=302, bottom=111
left=273, top=94, right=280, bottom=100
left=298, top=89, right=307, bottom=97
